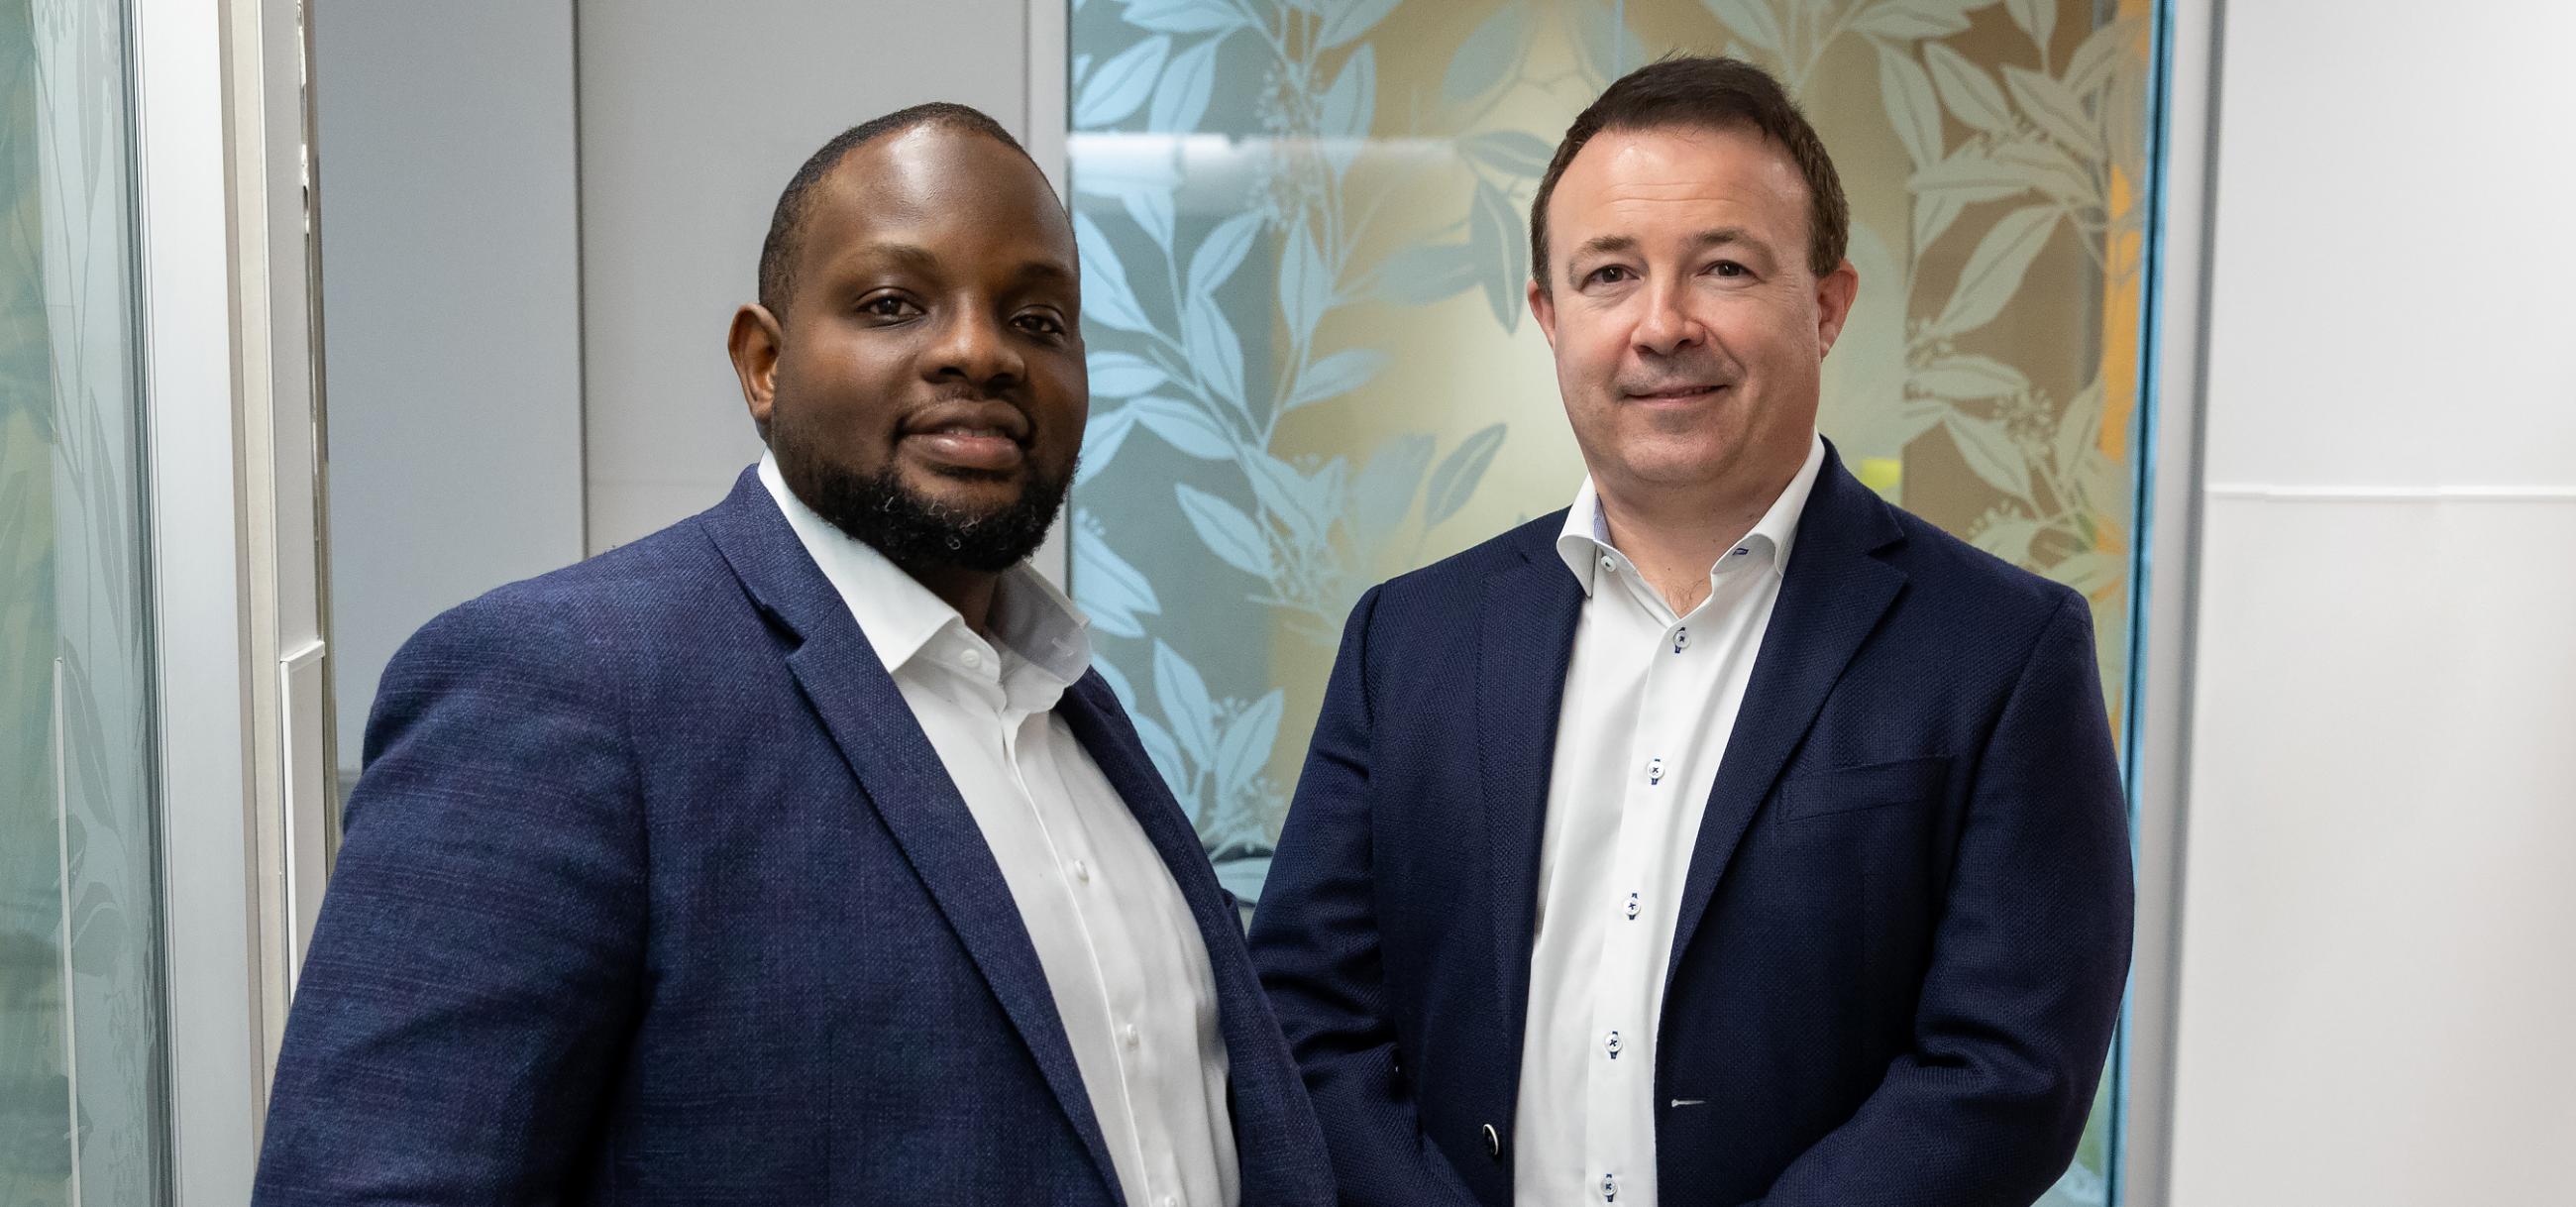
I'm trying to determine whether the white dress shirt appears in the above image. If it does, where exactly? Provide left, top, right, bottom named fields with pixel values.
left=760, top=455, right=1238, bottom=1207
left=1511, top=434, right=1827, bottom=1207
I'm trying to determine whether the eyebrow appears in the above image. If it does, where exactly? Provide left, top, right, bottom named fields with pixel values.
left=1571, top=227, right=1764, bottom=262
left=839, top=243, right=1078, bottom=290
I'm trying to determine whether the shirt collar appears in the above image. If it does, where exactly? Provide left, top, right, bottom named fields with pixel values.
left=757, top=452, right=1093, bottom=686
left=1553, top=431, right=1828, bottom=596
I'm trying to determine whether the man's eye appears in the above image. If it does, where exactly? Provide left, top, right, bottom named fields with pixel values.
left=1016, top=312, right=1067, bottom=337
left=1710, top=261, right=1749, bottom=278
left=1585, top=265, right=1633, bottom=285
left=859, top=295, right=918, bottom=318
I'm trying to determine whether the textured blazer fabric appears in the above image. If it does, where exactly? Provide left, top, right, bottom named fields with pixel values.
left=251, top=469, right=1336, bottom=1207
left=1248, top=441, right=2134, bottom=1207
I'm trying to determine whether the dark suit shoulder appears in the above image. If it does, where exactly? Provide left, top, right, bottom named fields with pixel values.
left=403, top=505, right=746, bottom=665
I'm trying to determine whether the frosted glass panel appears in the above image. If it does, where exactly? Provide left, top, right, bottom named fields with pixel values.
left=2, top=1, right=169, bottom=1203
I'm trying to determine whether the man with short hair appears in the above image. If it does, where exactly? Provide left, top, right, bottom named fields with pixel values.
left=1249, top=57, right=2133, bottom=1207
left=254, top=103, right=1333, bottom=1207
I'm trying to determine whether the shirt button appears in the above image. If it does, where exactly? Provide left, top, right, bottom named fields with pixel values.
left=1599, top=554, right=1615, bottom=572
left=1732, top=546, right=1750, bottom=557
left=1671, top=626, right=1690, bottom=652
left=1601, top=1172, right=1619, bottom=1201
left=1604, top=1030, right=1622, bottom=1059
left=959, top=648, right=983, bottom=669
left=1161, top=1197, right=1176, bottom=1207
left=1122, top=1023, right=1140, bottom=1050
left=1071, top=860, right=1091, bottom=884
left=1647, top=757, right=1664, bottom=785
left=1624, top=892, right=1640, bottom=920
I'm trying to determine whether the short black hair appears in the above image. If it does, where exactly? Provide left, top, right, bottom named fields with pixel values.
left=1530, top=55, right=1849, bottom=291
left=756, top=102, right=1042, bottom=319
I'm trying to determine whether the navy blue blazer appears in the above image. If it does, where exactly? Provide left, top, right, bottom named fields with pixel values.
left=254, top=470, right=1335, bottom=1207
left=1247, top=443, right=2133, bottom=1207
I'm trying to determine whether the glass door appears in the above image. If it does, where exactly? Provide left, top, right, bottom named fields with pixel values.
left=3, top=0, right=170, bottom=1202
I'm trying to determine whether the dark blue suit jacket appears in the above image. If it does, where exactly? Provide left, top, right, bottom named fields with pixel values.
left=254, top=470, right=1335, bottom=1207
left=1247, top=443, right=2133, bottom=1207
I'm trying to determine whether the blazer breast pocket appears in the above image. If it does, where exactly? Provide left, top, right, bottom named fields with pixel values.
left=1776, top=755, right=1950, bottom=823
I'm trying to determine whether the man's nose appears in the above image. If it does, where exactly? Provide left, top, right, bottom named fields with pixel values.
left=926, top=306, right=1024, bottom=386
left=1632, top=282, right=1704, bottom=357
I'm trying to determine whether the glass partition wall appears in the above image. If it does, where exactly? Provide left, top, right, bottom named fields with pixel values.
left=1065, top=0, right=2162, bottom=1201
left=2, top=0, right=170, bottom=1204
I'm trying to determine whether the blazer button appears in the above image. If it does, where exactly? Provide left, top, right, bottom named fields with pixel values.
left=1481, top=1123, right=1502, bottom=1159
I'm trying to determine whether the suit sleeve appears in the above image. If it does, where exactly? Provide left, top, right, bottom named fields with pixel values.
left=1248, top=588, right=1482, bottom=1207
left=252, top=596, right=647, bottom=1205
left=1750, top=591, right=2135, bottom=1207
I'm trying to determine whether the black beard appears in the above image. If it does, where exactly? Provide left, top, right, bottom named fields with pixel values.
left=773, top=427, right=1070, bottom=575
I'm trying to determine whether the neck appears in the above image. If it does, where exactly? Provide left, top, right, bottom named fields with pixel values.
left=1592, top=460, right=1796, bottom=613
left=905, top=563, right=1003, bottom=637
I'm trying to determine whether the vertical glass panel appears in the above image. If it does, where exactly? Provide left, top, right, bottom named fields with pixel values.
left=2, top=0, right=168, bottom=1202
left=1068, top=1, right=2155, bottom=1201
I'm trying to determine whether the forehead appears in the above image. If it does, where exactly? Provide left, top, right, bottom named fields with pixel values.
left=1549, top=124, right=1811, bottom=246
left=800, top=125, right=1076, bottom=274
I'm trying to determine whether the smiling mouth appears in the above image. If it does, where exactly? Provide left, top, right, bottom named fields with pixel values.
left=1625, top=384, right=1728, bottom=401
left=903, top=423, right=1028, bottom=474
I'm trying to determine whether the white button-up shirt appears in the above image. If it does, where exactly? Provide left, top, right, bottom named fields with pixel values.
left=1511, top=434, right=1826, bottom=1207
left=760, top=455, right=1238, bottom=1207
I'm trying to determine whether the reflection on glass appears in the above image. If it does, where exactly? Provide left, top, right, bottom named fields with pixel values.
left=1067, top=1, right=2152, bottom=1202
left=3, top=0, right=169, bottom=1203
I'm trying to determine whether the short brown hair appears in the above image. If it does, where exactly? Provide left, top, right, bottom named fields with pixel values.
left=1529, top=55, right=1849, bottom=290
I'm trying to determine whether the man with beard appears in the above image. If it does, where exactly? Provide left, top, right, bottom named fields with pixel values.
left=254, top=104, right=1333, bottom=1207
left=1249, top=58, right=2131, bottom=1207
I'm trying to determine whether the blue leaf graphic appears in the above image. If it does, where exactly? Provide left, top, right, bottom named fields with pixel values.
left=1286, top=348, right=1387, bottom=411
left=1184, top=293, right=1248, bottom=413
left=1348, top=432, right=1434, bottom=550
left=1445, top=2, right=1530, bottom=107
left=1188, top=210, right=1266, bottom=299
left=1074, top=36, right=1171, bottom=128
left=1425, top=423, right=1506, bottom=528
left=1152, top=639, right=1220, bottom=762
left=1469, top=181, right=1526, bottom=331
left=1074, top=210, right=1156, bottom=332
left=1129, top=395, right=1235, bottom=460
left=1215, top=689, right=1286, bottom=800
left=1175, top=483, right=1274, bottom=578
left=1246, top=451, right=1334, bottom=548
left=1150, top=37, right=1222, bottom=132
left=1319, top=46, right=1375, bottom=176
left=1124, top=186, right=1177, bottom=251
left=1090, top=350, right=1169, bottom=397
left=1132, top=711, right=1192, bottom=793
left=1279, top=222, right=1333, bottom=344
left=1372, top=240, right=1480, bottom=304
left=1076, top=405, right=1137, bottom=487
left=1073, top=522, right=1161, bottom=638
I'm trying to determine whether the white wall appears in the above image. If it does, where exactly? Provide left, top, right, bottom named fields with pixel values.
left=312, top=0, right=587, bottom=777
left=576, top=0, right=1040, bottom=552
left=2169, top=2, right=2576, bottom=1201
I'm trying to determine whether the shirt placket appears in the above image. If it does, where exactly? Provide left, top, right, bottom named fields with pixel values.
left=1583, top=571, right=1684, bottom=1207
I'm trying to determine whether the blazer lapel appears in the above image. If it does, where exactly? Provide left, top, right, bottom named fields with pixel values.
left=698, top=470, right=1127, bottom=1204
left=1058, top=675, right=1332, bottom=1204
left=1664, top=448, right=1908, bottom=988
left=1477, top=527, right=1588, bottom=1043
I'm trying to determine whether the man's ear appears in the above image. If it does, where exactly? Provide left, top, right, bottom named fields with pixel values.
left=1527, top=277, right=1558, bottom=351
left=728, top=304, right=785, bottom=438
left=1815, top=260, right=1860, bottom=359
